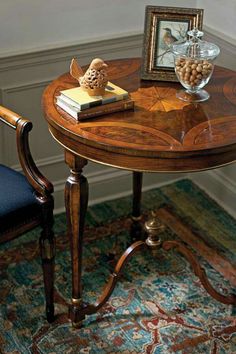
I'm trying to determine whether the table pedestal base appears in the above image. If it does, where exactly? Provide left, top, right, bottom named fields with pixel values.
left=69, top=213, right=236, bottom=327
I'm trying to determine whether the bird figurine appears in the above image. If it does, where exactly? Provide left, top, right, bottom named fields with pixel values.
left=70, top=57, right=108, bottom=96
left=162, top=28, right=178, bottom=47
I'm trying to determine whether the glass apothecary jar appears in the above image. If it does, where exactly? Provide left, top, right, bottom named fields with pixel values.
left=172, top=28, right=220, bottom=102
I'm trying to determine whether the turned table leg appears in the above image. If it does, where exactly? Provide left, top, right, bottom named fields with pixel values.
left=130, top=171, right=143, bottom=241
left=65, top=150, right=88, bottom=327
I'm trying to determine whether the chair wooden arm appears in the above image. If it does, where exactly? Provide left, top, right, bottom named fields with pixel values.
left=0, top=105, right=53, bottom=196
left=0, top=105, right=22, bottom=128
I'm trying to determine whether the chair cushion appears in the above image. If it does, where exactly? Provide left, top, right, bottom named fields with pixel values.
left=0, top=164, right=41, bottom=234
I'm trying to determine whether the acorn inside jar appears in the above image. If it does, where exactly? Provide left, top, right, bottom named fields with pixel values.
left=172, top=28, right=220, bottom=102
left=175, top=57, right=214, bottom=93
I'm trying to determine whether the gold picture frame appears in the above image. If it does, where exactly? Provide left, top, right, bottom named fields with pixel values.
left=141, top=6, right=204, bottom=82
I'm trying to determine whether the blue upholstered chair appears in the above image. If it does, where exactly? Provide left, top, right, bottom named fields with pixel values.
left=0, top=105, right=55, bottom=322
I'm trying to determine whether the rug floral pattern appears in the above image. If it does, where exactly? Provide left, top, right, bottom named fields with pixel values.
left=0, top=179, right=235, bottom=353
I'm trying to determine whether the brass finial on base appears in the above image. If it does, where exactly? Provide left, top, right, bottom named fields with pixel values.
left=144, top=211, right=165, bottom=248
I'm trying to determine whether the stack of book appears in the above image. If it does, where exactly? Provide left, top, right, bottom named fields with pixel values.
left=56, top=82, right=134, bottom=120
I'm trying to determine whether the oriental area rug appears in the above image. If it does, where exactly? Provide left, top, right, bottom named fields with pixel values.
left=0, top=179, right=235, bottom=354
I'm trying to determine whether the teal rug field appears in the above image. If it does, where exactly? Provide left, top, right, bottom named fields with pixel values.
left=0, top=179, right=235, bottom=353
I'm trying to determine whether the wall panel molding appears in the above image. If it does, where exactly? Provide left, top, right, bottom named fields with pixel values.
left=0, top=32, right=143, bottom=89
left=3, top=80, right=52, bottom=93
left=0, top=32, right=142, bottom=71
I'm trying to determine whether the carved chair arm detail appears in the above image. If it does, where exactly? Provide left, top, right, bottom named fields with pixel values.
left=0, top=105, right=53, bottom=196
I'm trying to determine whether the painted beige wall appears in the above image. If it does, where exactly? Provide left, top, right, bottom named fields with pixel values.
left=0, top=0, right=197, bottom=55
left=197, top=0, right=236, bottom=41
left=1, top=0, right=235, bottom=56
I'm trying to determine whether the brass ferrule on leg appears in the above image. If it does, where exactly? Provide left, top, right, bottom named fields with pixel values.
left=131, top=215, right=142, bottom=221
left=40, top=238, right=55, bottom=260
left=71, top=298, right=82, bottom=306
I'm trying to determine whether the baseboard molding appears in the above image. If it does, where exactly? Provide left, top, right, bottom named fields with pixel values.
left=54, top=169, right=184, bottom=214
left=190, top=170, right=236, bottom=219
left=12, top=155, right=184, bottom=214
left=13, top=147, right=236, bottom=219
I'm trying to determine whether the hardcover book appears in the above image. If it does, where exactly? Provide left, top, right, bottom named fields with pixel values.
left=60, top=82, right=129, bottom=111
left=56, top=96, right=134, bottom=121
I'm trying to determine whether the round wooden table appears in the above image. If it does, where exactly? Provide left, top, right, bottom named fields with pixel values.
left=43, top=58, right=236, bottom=326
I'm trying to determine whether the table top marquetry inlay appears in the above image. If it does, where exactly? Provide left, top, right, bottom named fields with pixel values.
left=43, top=58, right=236, bottom=172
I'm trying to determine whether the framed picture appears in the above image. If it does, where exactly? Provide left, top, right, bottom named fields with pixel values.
left=141, top=6, right=204, bottom=82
